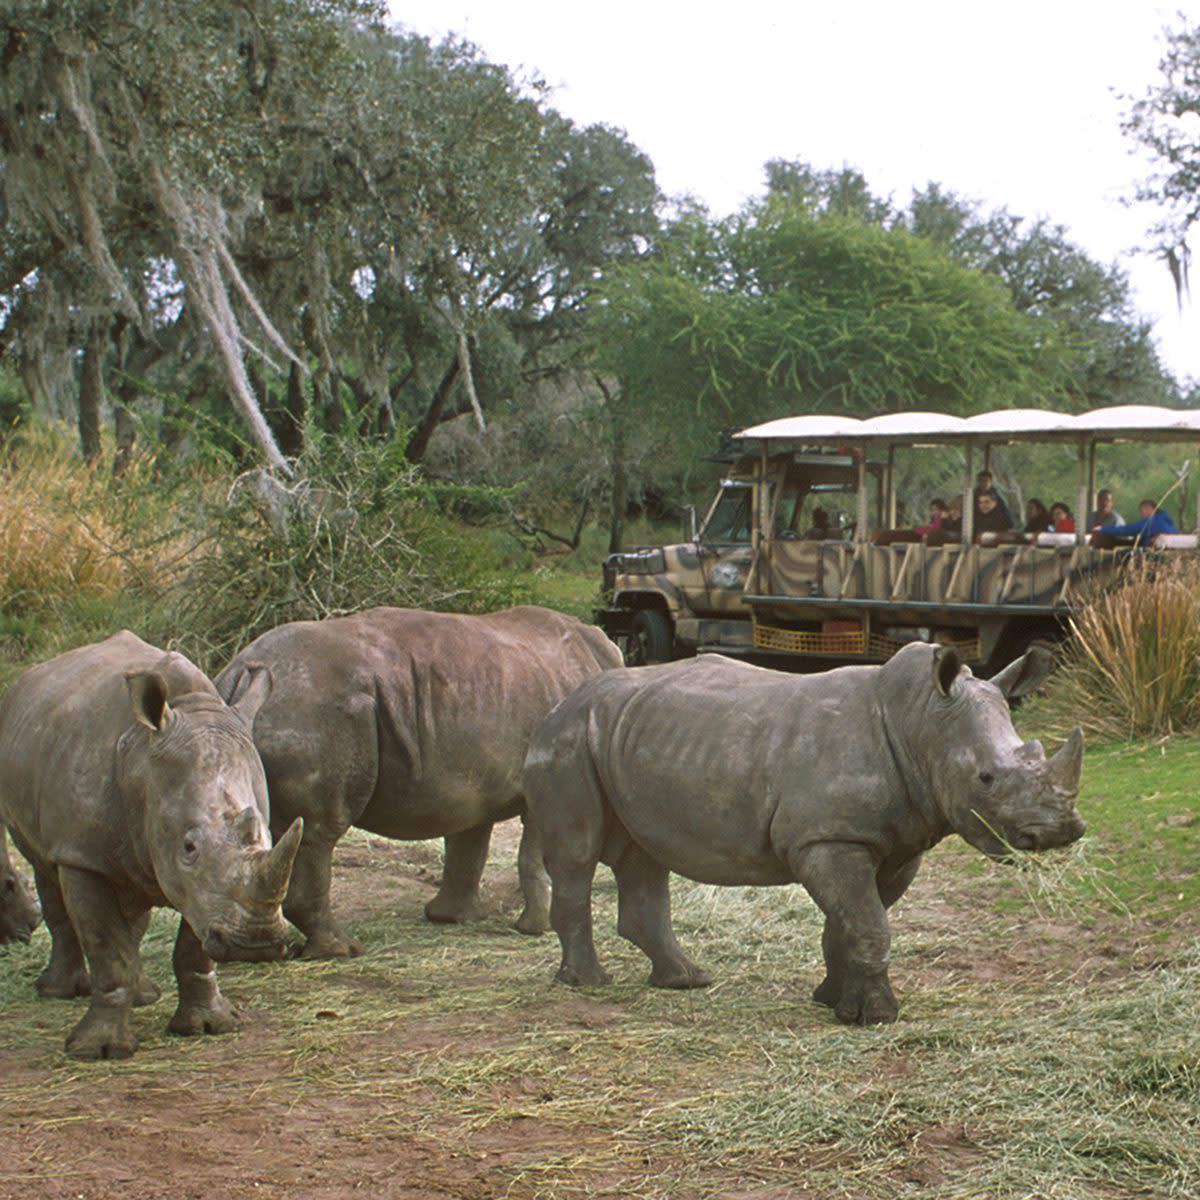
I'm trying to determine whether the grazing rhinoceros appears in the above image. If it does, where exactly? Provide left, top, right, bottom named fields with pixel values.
left=0, top=825, right=41, bottom=944
left=0, top=632, right=303, bottom=1059
left=523, top=643, right=1085, bottom=1025
left=215, top=605, right=622, bottom=959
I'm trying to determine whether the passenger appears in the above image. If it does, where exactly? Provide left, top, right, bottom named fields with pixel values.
left=1049, top=502, right=1075, bottom=534
left=1091, top=500, right=1178, bottom=548
left=914, top=498, right=947, bottom=537
left=973, top=489, right=1011, bottom=541
left=1024, top=499, right=1052, bottom=535
left=1087, top=489, right=1125, bottom=529
left=804, top=506, right=834, bottom=540
left=923, top=498, right=963, bottom=546
left=975, top=470, right=1013, bottom=527
left=870, top=498, right=944, bottom=545
left=988, top=497, right=1051, bottom=545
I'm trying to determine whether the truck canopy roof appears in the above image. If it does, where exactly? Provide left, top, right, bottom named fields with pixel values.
left=736, top=405, right=1200, bottom=447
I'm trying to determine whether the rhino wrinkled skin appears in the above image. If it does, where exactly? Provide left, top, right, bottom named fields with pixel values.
left=524, top=643, right=1085, bottom=1024
left=0, top=825, right=41, bottom=944
left=0, top=632, right=303, bottom=1059
left=216, top=605, right=623, bottom=959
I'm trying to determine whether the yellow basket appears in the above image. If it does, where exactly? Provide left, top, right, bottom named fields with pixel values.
left=754, top=621, right=982, bottom=662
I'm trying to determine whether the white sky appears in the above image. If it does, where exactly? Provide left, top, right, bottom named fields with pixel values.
left=390, top=1, right=1200, bottom=386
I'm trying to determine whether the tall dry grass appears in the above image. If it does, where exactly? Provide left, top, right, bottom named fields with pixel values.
left=1033, top=553, right=1200, bottom=741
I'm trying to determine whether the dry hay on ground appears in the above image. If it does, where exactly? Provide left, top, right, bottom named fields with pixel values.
left=1, top=823, right=1198, bottom=1200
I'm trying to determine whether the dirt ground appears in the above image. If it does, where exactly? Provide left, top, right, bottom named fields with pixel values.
left=0, top=822, right=1192, bottom=1200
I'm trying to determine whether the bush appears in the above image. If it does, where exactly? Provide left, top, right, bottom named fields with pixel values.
left=1030, top=555, right=1200, bottom=741
left=164, top=432, right=532, bottom=672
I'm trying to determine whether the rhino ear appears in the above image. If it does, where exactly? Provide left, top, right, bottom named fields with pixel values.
left=989, top=644, right=1054, bottom=700
left=933, top=646, right=962, bottom=697
left=227, top=662, right=272, bottom=726
left=125, top=670, right=171, bottom=731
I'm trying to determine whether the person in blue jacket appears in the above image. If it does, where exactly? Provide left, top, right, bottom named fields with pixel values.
left=1091, top=499, right=1178, bottom=548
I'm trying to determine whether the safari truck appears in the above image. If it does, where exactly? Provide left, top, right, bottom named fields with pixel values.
left=598, top=405, right=1200, bottom=670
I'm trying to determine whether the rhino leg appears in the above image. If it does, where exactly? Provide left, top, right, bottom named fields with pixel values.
left=812, top=854, right=921, bottom=1010
left=30, top=861, right=91, bottom=1001
left=514, top=814, right=550, bottom=936
left=283, top=826, right=362, bottom=959
left=57, top=867, right=142, bottom=1060
left=129, top=911, right=163, bottom=1008
left=425, top=824, right=491, bottom=924
left=791, top=843, right=899, bottom=1026
left=612, top=839, right=712, bottom=989
left=549, top=858, right=611, bottom=986
left=167, top=917, right=240, bottom=1037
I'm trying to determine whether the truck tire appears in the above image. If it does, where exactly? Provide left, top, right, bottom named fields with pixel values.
left=629, top=610, right=673, bottom=665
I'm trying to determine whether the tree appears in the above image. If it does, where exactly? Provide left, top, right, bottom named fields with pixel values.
left=1122, top=17, right=1200, bottom=305
left=1, top=0, right=386, bottom=472
left=585, top=201, right=1073, bottom=547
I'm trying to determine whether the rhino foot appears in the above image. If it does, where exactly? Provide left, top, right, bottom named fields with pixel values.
left=833, top=976, right=899, bottom=1026
left=649, top=962, right=714, bottom=990
left=65, top=1014, right=137, bottom=1061
left=296, top=931, right=363, bottom=960
left=168, top=996, right=241, bottom=1037
left=812, top=976, right=839, bottom=1008
left=556, top=962, right=612, bottom=987
left=36, top=966, right=91, bottom=1000
left=514, top=907, right=549, bottom=937
left=424, top=895, right=484, bottom=925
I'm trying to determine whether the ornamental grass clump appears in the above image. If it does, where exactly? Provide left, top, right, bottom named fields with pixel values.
left=1035, top=554, right=1200, bottom=741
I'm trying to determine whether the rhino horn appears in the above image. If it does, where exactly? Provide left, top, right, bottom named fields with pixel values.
left=1046, top=727, right=1084, bottom=794
left=258, top=817, right=304, bottom=900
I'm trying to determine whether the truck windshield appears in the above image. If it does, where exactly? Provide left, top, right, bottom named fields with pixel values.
left=701, top=484, right=753, bottom=544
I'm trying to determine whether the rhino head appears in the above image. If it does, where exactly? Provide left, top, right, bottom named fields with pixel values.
left=0, top=834, right=41, bottom=945
left=118, top=664, right=302, bottom=962
left=920, top=645, right=1085, bottom=859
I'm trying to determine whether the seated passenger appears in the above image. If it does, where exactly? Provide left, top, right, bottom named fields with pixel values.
left=923, top=499, right=964, bottom=546
left=1050, top=502, right=1075, bottom=533
left=975, top=470, right=1013, bottom=527
left=804, top=506, right=835, bottom=540
left=1088, top=489, right=1125, bottom=529
left=1024, top=499, right=1052, bottom=535
left=869, top=498, right=940, bottom=545
left=989, top=497, right=1051, bottom=544
left=972, top=489, right=1011, bottom=541
left=1091, top=499, right=1178, bottom=548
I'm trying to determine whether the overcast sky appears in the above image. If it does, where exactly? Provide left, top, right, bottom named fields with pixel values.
left=390, top=1, right=1198, bottom=388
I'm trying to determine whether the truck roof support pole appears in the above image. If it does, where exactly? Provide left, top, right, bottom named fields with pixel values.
left=962, top=444, right=975, bottom=545
left=856, top=446, right=868, bottom=542
left=1076, top=439, right=1090, bottom=546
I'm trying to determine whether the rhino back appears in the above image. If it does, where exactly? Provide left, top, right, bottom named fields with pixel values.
left=0, top=631, right=203, bottom=879
left=221, top=606, right=620, bottom=839
left=534, top=656, right=927, bottom=885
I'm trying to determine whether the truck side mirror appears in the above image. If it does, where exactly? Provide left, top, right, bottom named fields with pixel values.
left=685, top=505, right=697, bottom=541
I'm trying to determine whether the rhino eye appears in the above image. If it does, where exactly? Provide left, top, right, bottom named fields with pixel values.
left=979, top=772, right=995, bottom=787
left=181, top=836, right=200, bottom=866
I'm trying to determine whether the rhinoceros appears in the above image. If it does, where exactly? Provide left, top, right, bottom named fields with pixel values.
left=215, top=605, right=622, bottom=959
left=0, top=825, right=41, bottom=944
left=523, top=643, right=1085, bottom=1025
left=0, top=632, right=303, bottom=1059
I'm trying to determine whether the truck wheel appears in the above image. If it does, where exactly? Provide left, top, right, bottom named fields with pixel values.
left=629, top=610, right=673, bottom=665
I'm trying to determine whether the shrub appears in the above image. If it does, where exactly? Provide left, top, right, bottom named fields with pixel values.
left=165, top=432, right=532, bottom=673
left=1030, top=554, right=1200, bottom=741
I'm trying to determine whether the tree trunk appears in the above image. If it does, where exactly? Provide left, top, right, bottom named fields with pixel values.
left=78, top=316, right=107, bottom=465
left=112, top=404, right=136, bottom=478
left=405, top=356, right=461, bottom=463
left=279, top=360, right=307, bottom=459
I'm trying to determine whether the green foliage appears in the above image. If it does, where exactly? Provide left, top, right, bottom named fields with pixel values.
left=166, top=431, right=532, bottom=672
